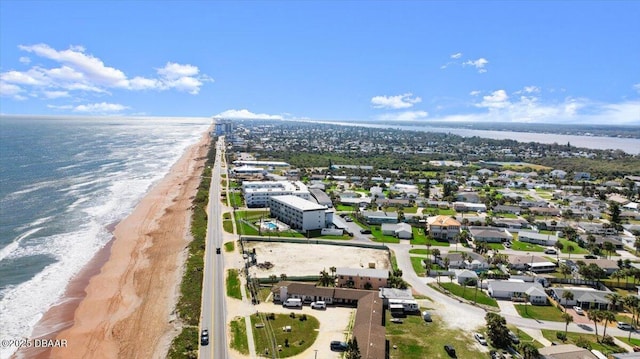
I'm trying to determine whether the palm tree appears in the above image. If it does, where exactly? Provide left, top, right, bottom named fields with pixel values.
left=601, top=310, right=616, bottom=340
left=329, top=266, right=337, bottom=278
left=559, top=264, right=572, bottom=279
left=603, top=241, right=615, bottom=259
left=443, top=257, right=450, bottom=271
left=587, top=309, right=602, bottom=341
left=623, top=295, right=640, bottom=327
left=566, top=244, right=575, bottom=260
left=561, top=291, right=574, bottom=312
left=561, top=312, right=573, bottom=337
left=605, top=292, right=622, bottom=311
left=554, top=241, right=564, bottom=262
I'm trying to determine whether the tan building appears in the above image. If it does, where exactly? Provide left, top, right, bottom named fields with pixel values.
left=336, top=267, right=389, bottom=290
left=427, top=215, right=461, bottom=241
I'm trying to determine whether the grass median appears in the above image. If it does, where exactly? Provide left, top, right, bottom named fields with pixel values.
left=437, top=282, right=499, bottom=307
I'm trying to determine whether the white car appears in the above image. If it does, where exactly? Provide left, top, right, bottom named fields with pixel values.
left=474, top=332, right=487, bottom=345
left=311, top=301, right=326, bottom=309
left=573, top=306, right=584, bottom=315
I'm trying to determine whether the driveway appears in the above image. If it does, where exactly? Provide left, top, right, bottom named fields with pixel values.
left=497, top=300, right=520, bottom=317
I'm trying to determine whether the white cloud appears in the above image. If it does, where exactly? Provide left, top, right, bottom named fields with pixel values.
left=634, top=83, right=640, bottom=94
left=43, top=90, right=69, bottom=99
left=19, top=56, right=30, bottom=64
left=72, top=102, right=129, bottom=113
left=463, top=58, right=489, bottom=73
left=477, top=89, right=510, bottom=109
left=376, top=110, right=429, bottom=121
left=213, top=109, right=283, bottom=120
left=450, top=52, right=462, bottom=59
left=0, top=82, right=25, bottom=99
left=371, top=93, right=422, bottom=109
left=469, top=90, right=481, bottom=96
left=0, top=43, right=212, bottom=105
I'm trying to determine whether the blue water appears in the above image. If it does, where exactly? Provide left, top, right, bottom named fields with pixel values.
left=0, top=116, right=210, bottom=358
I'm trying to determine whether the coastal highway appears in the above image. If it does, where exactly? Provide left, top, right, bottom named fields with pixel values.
left=200, top=136, right=228, bottom=359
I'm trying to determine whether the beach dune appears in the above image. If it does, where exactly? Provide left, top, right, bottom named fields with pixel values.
left=20, top=130, right=210, bottom=359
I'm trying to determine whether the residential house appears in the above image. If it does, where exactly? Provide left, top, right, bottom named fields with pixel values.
left=493, top=205, right=522, bottom=214
left=566, top=259, right=619, bottom=275
left=538, top=344, right=597, bottom=359
left=436, top=252, right=488, bottom=270
left=361, top=211, right=398, bottom=225
left=487, top=280, right=548, bottom=305
left=453, top=202, right=487, bottom=212
left=507, top=255, right=555, bottom=272
left=549, top=287, right=613, bottom=310
left=529, top=207, right=561, bottom=217
left=469, top=226, right=513, bottom=243
left=336, top=267, right=389, bottom=290
left=493, top=218, right=529, bottom=230
left=427, top=215, right=461, bottom=241
left=380, top=223, right=413, bottom=239
left=456, top=269, right=478, bottom=285
left=456, top=191, right=481, bottom=203
left=518, top=230, right=559, bottom=246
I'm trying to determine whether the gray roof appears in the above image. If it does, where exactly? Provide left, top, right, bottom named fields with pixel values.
left=488, top=280, right=544, bottom=294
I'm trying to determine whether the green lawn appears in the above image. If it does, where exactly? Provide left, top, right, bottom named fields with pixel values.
left=223, top=219, right=234, bottom=233
left=229, top=192, right=244, bottom=208
left=541, top=330, right=625, bottom=354
left=408, top=249, right=431, bottom=255
left=514, top=304, right=564, bottom=321
left=404, top=206, right=419, bottom=214
left=557, top=238, right=589, bottom=254
left=226, top=269, right=242, bottom=299
left=370, top=225, right=400, bottom=243
left=510, top=240, right=545, bottom=252
left=487, top=242, right=505, bottom=250
left=438, top=282, right=499, bottom=307
left=411, top=257, right=427, bottom=276
left=387, top=311, right=483, bottom=359
left=224, top=241, right=235, bottom=252
left=230, top=317, right=249, bottom=354
left=251, top=312, right=320, bottom=357
left=616, top=336, right=640, bottom=347
left=495, top=213, right=518, bottom=219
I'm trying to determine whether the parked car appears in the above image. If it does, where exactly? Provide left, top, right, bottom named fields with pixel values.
left=573, top=306, right=584, bottom=315
left=474, top=332, right=487, bottom=345
left=544, top=248, right=557, bottom=254
left=311, top=301, right=326, bottom=309
left=584, top=254, right=598, bottom=259
left=508, top=331, right=520, bottom=344
left=200, top=329, right=209, bottom=346
left=344, top=216, right=353, bottom=222
left=330, top=341, right=348, bottom=351
left=444, top=344, right=457, bottom=357
left=617, top=322, right=635, bottom=331
left=360, top=229, right=372, bottom=234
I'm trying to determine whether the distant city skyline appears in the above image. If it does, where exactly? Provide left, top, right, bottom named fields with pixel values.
left=1, top=1, right=639, bottom=125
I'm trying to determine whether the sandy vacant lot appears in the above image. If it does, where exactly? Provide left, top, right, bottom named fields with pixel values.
left=244, top=242, right=391, bottom=278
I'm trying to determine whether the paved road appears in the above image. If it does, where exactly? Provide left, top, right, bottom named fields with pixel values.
left=200, top=137, right=229, bottom=359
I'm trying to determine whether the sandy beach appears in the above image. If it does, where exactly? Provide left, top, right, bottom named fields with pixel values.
left=18, top=130, right=211, bottom=359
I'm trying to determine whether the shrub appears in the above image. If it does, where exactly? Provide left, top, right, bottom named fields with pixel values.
left=556, top=332, right=567, bottom=342
left=601, top=335, right=615, bottom=346
left=575, top=336, right=591, bottom=349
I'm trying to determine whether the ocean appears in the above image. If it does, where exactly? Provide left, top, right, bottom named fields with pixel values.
left=0, top=116, right=211, bottom=358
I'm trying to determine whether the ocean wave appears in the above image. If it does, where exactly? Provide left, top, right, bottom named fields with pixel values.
left=0, top=227, right=43, bottom=262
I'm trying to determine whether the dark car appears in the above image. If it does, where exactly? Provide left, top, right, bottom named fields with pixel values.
left=584, top=254, right=598, bottom=259
left=216, top=247, right=221, bottom=254
left=360, top=229, right=372, bottom=234
left=444, top=344, right=456, bottom=357
left=330, top=341, right=348, bottom=351
left=200, top=329, right=209, bottom=346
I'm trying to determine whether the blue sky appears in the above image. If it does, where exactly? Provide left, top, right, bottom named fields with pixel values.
left=1, top=1, right=639, bottom=124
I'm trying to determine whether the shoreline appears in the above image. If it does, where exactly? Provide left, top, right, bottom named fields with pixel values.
left=17, top=129, right=211, bottom=358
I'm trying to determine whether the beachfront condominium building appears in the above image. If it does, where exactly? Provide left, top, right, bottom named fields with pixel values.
left=268, top=195, right=333, bottom=231
left=243, top=180, right=310, bottom=207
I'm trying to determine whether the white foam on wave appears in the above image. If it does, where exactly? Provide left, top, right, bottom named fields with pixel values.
left=0, top=227, right=43, bottom=262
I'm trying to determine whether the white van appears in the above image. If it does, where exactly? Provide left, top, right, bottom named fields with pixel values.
left=283, top=298, right=302, bottom=308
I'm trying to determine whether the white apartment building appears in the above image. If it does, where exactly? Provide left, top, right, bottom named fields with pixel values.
left=268, top=195, right=333, bottom=231
left=243, top=180, right=311, bottom=207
